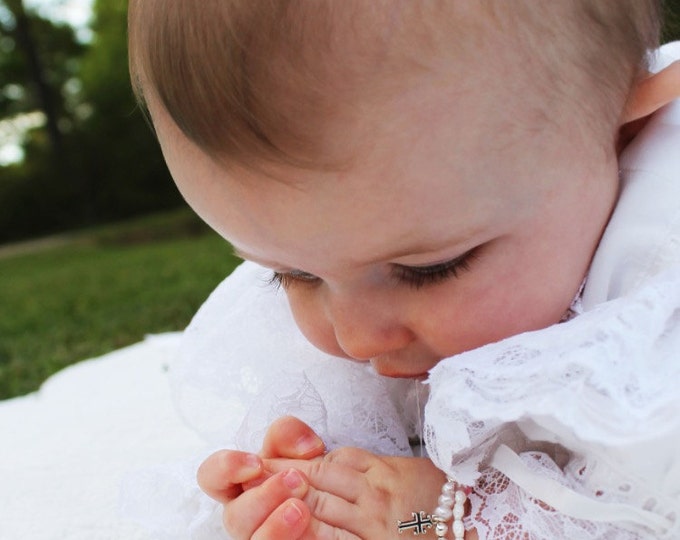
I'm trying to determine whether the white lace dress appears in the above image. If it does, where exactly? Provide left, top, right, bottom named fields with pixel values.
left=123, top=43, right=680, bottom=539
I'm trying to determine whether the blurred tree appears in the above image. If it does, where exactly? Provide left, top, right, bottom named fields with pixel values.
left=0, top=1, right=87, bottom=239
left=0, top=0, right=83, bottom=161
left=664, top=0, right=680, bottom=42
left=74, top=0, right=179, bottom=222
left=0, top=0, right=178, bottom=243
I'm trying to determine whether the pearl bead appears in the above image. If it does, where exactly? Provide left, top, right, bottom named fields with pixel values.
left=435, top=521, right=449, bottom=536
left=438, top=493, right=454, bottom=507
left=434, top=505, right=453, bottom=520
left=442, top=480, right=456, bottom=495
left=428, top=478, right=468, bottom=539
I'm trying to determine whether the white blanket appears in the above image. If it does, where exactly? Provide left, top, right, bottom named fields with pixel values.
left=0, top=334, right=204, bottom=540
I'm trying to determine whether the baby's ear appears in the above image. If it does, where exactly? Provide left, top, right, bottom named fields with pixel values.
left=622, top=60, right=680, bottom=123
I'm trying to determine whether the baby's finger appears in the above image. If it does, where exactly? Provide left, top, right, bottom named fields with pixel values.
left=264, top=457, right=363, bottom=502
left=197, top=450, right=263, bottom=503
left=261, top=416, right=326, bottom=459
left=223, top=468, right=309, bottom=539
left=300, top=511, right=362, bottom=540
left=251, top=499, right=311, bottom=540
left=303, top=486, right=364, bottom=536
left=324, top=446, right=375, bottom=472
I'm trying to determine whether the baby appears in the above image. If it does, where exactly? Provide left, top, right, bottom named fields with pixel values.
left=127, top=1, right=680, bottom=539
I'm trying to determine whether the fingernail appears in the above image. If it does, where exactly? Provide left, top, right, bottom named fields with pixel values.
left=283, top=501, right=303, bottom=526
left=283, top=469, right=303, bottom=489
left=244, top=453, right=261, bottom=472
left=295, top=433, right=324, bottom=455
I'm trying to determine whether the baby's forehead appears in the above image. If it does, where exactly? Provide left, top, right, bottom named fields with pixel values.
left=130, top=0, right=659, bottom=168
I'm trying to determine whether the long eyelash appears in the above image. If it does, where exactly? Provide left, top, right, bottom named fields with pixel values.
left=268, top=251, right=477, bottom=290
left=392, top=251, right=477, bottom=290
left=268, top=271, right=319, bottom=290
left=267, top=272, right=286, bottom=290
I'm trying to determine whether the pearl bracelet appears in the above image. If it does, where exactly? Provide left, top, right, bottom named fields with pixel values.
left=432, top=478, right=469, bottom=539
left=396, top=478, right=470, bottom=538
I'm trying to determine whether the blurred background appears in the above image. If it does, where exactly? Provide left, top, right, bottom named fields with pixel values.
left=0, top=0, right=241, bottom=400
left=0, top=0, right=679, bottom=400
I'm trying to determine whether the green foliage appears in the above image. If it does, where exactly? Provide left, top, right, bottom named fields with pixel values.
left=0, top=0, right=180, bottom=243
left=664, top=0, right=680, bottom=42
left=0, top=209, right=241, bottom=400
left=72, top=0, right=179, bottom=223
left=0, top=3, right=84, bottom=118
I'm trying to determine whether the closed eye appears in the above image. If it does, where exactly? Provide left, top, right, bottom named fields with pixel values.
left=269, top=248, right=478, bottom=290
left=391, top=249, right=477, bottom=289
left=269, top=269, right=320, bottom=289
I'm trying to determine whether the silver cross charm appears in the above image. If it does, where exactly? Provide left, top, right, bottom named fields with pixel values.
left=397, top=511, right=434, bottom=535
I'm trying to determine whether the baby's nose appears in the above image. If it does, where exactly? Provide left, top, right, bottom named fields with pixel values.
left=327, top=293, right=414, bottom=361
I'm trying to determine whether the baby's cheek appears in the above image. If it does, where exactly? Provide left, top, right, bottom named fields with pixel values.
left=460, top=282, right=561, bottom=347
left=423, top=286, right=528, bottom=356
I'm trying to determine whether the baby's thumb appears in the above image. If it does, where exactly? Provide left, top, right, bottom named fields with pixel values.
left=261, top=416, right=326, bottom=459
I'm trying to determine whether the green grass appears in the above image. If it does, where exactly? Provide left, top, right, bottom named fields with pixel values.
left=0, top=209, right=241, bottom=400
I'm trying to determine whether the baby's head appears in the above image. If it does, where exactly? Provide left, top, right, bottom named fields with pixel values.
left=129, top=1, right=664, bottom=377
left=130, top=0, right=660, bottom=168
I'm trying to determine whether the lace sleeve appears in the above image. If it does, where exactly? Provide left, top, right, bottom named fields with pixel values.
left=424, top=268, right=680, bottom=539
left=468, top=453, right=644, bottom=540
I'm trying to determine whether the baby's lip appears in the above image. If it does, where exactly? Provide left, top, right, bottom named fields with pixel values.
left=369, top=351, right=441, bottom=379
left=369, top=363, right=430, bottom=379
left=397, top=372, right=429, bottom=380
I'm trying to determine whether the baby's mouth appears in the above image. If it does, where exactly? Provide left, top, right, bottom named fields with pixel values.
left=369, top=353, right=441, bottom=379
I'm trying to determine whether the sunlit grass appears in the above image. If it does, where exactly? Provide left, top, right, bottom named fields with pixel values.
left=0, top=210, right=241, bottom=399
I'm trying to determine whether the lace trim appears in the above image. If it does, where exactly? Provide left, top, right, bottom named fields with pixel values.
left=425, top=268, right=680, bottom=539
left=467, top=453, right=646, bottom=540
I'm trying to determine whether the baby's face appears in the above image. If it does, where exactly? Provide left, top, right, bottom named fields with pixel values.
left=151, top=42, right=621, bottom=378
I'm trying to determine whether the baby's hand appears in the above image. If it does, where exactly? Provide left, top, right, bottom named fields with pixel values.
left=197, top=417, right=326, bottom=539
left=198, top=418, right=477, bottom=539
left=264, top=448, right=450, bottom=539
left=198, top=448, right=313, bottom=538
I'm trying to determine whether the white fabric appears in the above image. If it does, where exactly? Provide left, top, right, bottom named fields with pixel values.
left=583, top=41, right=680, bottom=309
left=0, top=334, right=206, bottom=540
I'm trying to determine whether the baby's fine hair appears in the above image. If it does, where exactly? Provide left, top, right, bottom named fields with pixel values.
left=128, top=0, right=661, bottom=168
